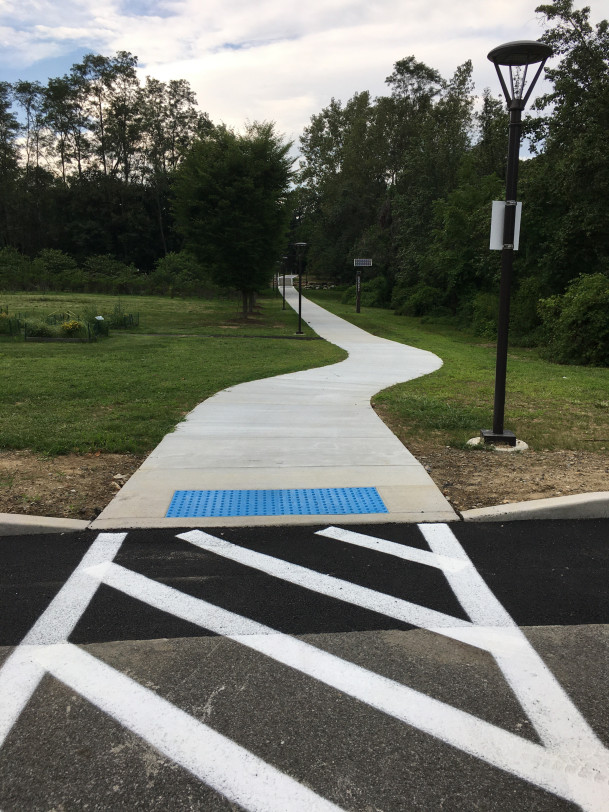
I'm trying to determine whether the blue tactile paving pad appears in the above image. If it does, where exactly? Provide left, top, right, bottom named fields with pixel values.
left=166, top=487, right=388, bottom=518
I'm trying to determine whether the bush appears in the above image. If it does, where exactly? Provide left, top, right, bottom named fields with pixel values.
left=471, top=292, right=499, bottom=339
left=150, top=251, right=210, bottom=296
left=33, top=249, right=80, bottom=291
left=0, top=248, right=33, bottom=290
left=61, top=319, right=84, bottom=337
left=538, top=273, right=609, bottom=366
left=24, top=319, right=61, bottom=338
left=84, top=255, right=142, bottom=294
left=341, top=275, right=391, bottom=308
left=394, top=284, right=445, bottom=317
left=510, top=277, right=544, bottom=346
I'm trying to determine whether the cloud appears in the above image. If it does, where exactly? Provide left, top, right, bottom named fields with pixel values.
left=0, top=0, right=606, bottom=146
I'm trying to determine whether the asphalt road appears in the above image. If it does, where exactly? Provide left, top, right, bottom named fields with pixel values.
left=1, top=520, right=608, bottom=811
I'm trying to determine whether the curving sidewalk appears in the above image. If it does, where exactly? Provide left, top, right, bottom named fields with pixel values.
left=92, top=281, right=457, bottom=528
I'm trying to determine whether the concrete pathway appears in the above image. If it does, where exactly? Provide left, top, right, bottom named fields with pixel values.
left=92, top=281, right=457, bottom=529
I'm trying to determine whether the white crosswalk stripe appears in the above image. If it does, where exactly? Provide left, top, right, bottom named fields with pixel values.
left=1, top=524, right=607, bottom=811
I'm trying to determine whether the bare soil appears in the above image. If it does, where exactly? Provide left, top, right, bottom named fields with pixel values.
left=374, top=403, right=609, bottom=513
left=410, top=443, right=609, bottom=513
left=1, top=437, right=608, bottom=520
left=0, top=451, right=145, bottom=520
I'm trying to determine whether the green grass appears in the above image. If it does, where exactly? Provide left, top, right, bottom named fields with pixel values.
left=0, top=292, right=345, bottom=454
left=0, top=289, right=316, bottom=336
left=305, top=289, right=609, bottom=452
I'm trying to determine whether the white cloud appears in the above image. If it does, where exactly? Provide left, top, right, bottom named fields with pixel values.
left=1, top=0, right=606, bottom=145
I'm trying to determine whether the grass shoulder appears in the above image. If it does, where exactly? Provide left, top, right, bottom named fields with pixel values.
left=305, top=289, right=609, bottom=453
left=0, top=291, right=346, bottom=454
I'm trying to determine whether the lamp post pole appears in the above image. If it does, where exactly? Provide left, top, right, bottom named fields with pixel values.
left=281, top=256, right=287, bottom=310
left=481, top=40, right=552, bottom=446
left=491, top=99, right=522, bottom=440
left=294, top=242, right=307, bottom=335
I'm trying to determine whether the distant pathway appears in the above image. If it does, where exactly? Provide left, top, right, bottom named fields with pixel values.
left=93, top=281, right=456, bottom=528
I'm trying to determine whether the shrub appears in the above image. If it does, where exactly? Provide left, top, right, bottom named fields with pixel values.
left=84, top=255, right=141, bottom=294
left=538, top=273, right=609, bottom=366
left=341, top=275, right=391, bottom=308
left=24, top=319, right=60, bottom=338
left=394, top=284, right=445, bottom=317
left=471, top=292, right=499, bottom=339
left=510, top=277, right=544, bottom=346
left=0, top=248, right=33, bottom=290
left=61, top=320, right=84, bottom=337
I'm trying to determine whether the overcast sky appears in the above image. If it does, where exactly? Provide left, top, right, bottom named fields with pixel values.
left=1, top=0, right=606, bottom=150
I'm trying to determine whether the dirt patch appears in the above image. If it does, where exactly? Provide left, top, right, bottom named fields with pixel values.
left=374, top=403, right=609, bottom=513
left=411, top=443, right=609, bottom=513
left=0, top=450, right=145, bottom=520
left=1, top=433, right=608, bottom=521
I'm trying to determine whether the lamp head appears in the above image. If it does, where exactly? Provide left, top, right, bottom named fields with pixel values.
left=488, top=40, right=552, bottom=67
left=488, top=40, right=552, bottom=108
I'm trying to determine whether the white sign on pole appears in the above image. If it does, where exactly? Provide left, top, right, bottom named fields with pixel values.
left=353, top=259, right=373, bottom=267
left=490, top=201, right=522, bottom=250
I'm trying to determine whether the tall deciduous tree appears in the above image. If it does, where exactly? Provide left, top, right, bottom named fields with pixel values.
left=173, top=122, right=293, bottom=314
left=523, top=0, right=609, bottom=290
left=0, top=82, right=20, bottom=247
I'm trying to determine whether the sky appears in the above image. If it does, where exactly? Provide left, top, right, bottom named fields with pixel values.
left=0, top=0, right=606, bottom=151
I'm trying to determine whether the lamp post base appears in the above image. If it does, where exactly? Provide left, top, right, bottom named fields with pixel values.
left=480, top=429, right=517, bottom=447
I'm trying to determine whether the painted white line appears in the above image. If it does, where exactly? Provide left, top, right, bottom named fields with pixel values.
left=85, top=559, right=609, bottom=808
left=35, top=643, right=344, bottom=812
left=418, top=524, right=609, bottom=758
left=0, top=533, right=126, bottom=748
left=316, top=526, right=468, bottom=572
left=176, top=530, right=486, bottom=647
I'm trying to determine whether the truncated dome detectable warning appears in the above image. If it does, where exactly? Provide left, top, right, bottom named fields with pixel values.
left=166, top=487, right=388, bottom=518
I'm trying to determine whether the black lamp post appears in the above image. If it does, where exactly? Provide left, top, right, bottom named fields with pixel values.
left=294, top=242, right=307, bottom=335
left=281, top=255, right=287, bottom=310
left=481, top=40, right=552, bottom=446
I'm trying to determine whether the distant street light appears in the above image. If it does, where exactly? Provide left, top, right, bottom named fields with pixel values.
left=281, top=256, right=288, bottom=310
left=293, top=242, right=307, bottom=335
left=353, top=258, right=372, bottom=314
left=481, top=40, right=552, bottom=447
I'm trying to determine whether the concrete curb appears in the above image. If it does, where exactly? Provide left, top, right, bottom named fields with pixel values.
left=461, top=492, right=609, bottom=522
left=0, top=513, right=91, bottom=537
left=3, top=491, right=609, bottom=535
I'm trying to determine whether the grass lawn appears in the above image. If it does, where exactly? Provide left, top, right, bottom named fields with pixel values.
left=1, top=289, right=316, bottom=336
left=305, top=289, right=609, bottom=452
left=0, top=291, right=345, bottom=454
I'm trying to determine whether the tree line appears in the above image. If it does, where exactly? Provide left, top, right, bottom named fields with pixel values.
left=296, top=0, right=609, bottom=361
left=0, top=51, right=210, bottom=268
left=1, top=0, right=608, bottom=361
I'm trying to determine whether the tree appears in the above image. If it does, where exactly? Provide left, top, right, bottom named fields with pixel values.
left=173, top=122, right=293, bottom=315
left=13, top=80, right=49, bottom=174
left=523, top=0, right=609, bottom=290
left=0, top=82, right=20, bottom=247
